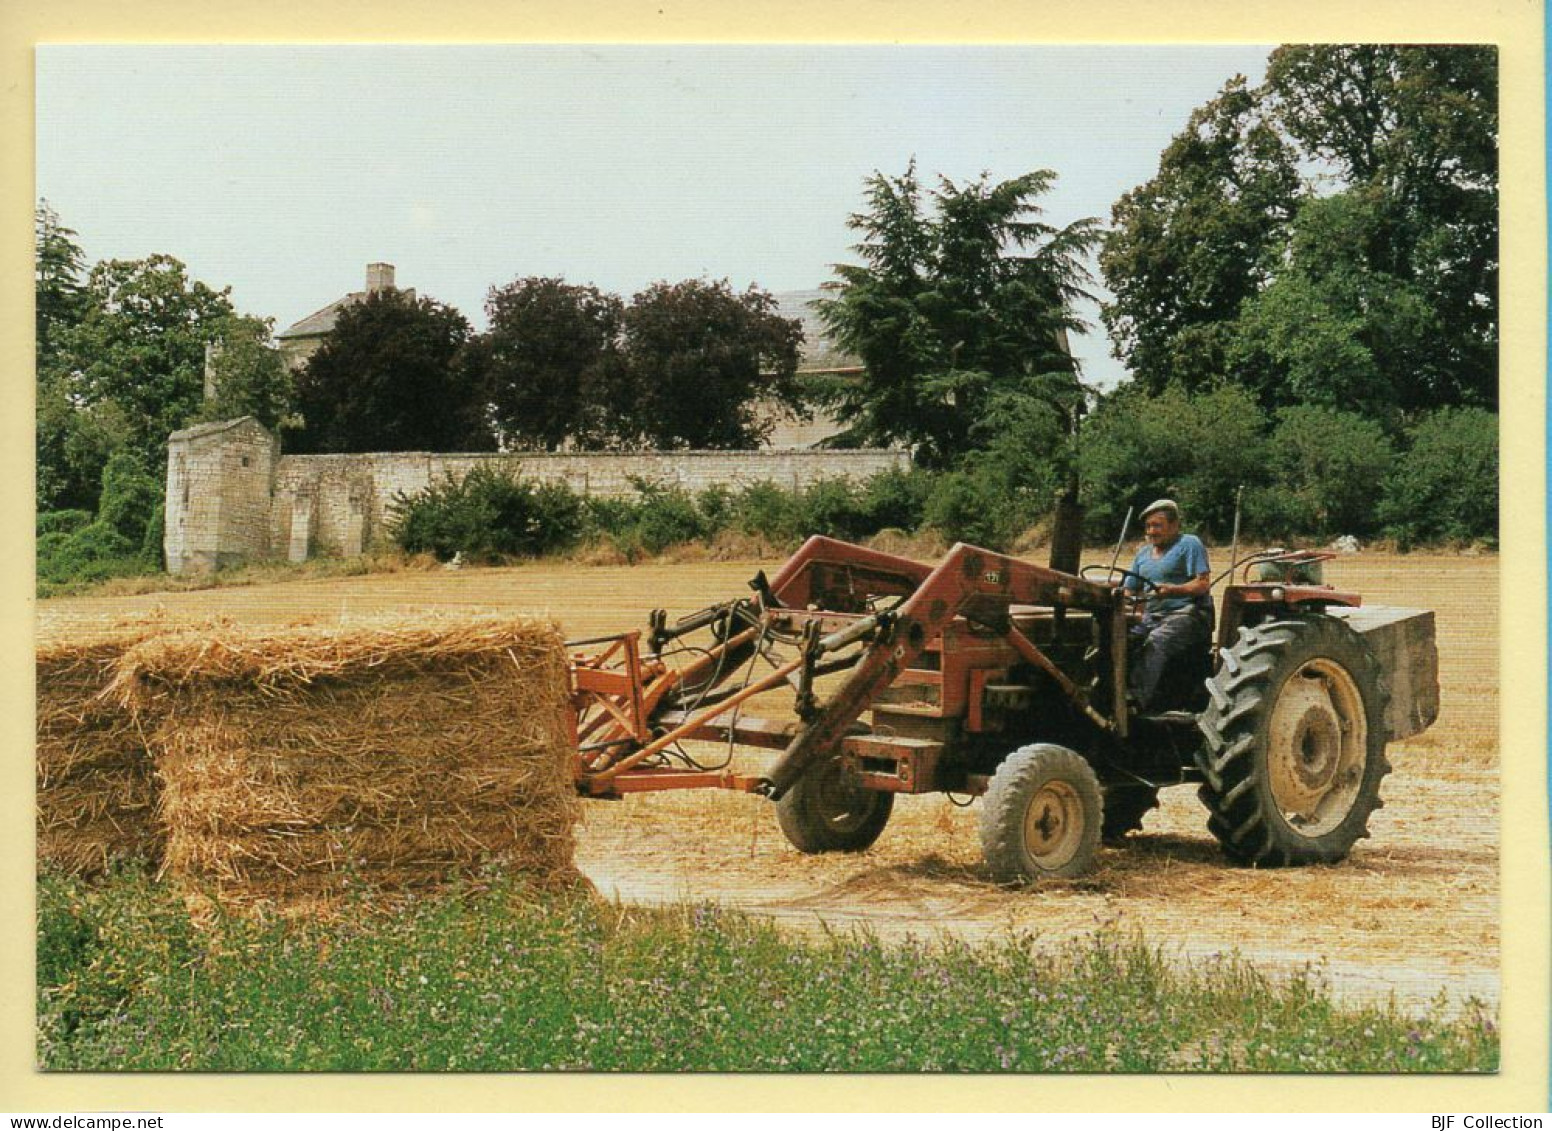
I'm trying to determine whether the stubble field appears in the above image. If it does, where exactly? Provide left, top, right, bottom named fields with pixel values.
left=38, top=549, right=1499, bottom=1013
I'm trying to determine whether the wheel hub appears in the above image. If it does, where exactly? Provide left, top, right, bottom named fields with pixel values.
left=1289, top=703, right=1343, bottom=794
left=816, top=758, right=874, bottom=833
left=1024, top=781, right=1083, bottom=868
left=1267, top=660, right=1368, bottom=835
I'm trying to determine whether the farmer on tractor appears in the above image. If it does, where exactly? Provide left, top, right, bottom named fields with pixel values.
left=1123, top=498, right=1214, bottom=712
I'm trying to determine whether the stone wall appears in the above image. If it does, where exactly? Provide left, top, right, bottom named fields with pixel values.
left=166, top=418, right=909, bottom=573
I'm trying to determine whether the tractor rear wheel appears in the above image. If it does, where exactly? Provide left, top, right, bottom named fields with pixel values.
left=776, top=753, right=893, bottom=853
left=1102, top=784, right=1161, bottom=844
left=979, top=744, right=1102, bottom=882
left=1196, top=617, right=1390, bottom=867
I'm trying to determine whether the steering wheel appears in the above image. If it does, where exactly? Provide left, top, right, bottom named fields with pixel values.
left=1081, top=564, right=1161, bottom=594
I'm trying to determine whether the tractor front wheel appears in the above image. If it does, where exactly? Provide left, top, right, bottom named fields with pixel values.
left=1196, top=617, right=1390, bottom=866
left=979, top=744, right=1103, bottom=882
left=776, top=753, right=893, bottom=853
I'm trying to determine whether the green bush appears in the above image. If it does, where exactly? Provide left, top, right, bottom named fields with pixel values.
left=139, top=501, right=166, bottom=570
left=921, top=471, right=980, bottom=545
left=1379, top=408, right=1499, bottom=548
left=37, top=509, right=92, bottom=538
left=1246, top=406, right=1396, bottom=540
left=917, top=446, right=1059, bottom=551
left=580, top=494, right=640, bottom=536
left=578, top=479, right=718, bottom=559
left=695, top=485, right=734, bottom=531
left=923, top=470, right=1017, bottom=549
left=859, top=466, right=934, bottom=532
left=97, top=452, right=160, bottom=542
left=37, top=453, right=164, bottom=592
left=623, top=479, right=711, bottom=555
left=573, top=472, right=935, bottom=559
left=725, top=475, right=928, bottom=548
left=391, top=465, right=585, bottom=561
left=37, top=531, right=73, bottom=562
left=1078, top=382, right=1269, bottom=541
left=729, top=480, right=805, bottom=543
left=38, top=521, right=141, bottom=589
left=798, top=478, right=874, bottom=541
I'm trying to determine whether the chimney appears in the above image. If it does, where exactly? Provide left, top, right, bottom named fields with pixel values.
left=203, top=340, right=223, bottom=403
left=365, top=262, right=396, bottom=293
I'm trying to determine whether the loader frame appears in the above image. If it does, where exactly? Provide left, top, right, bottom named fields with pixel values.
left=569, top=536, right=1163, bottom=800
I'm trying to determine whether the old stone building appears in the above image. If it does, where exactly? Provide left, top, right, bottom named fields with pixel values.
left=163, top=417, right=281, bottom=574
left=762, top=288, right=858, bottom=449
left=275, top=262, right=414, bottom=371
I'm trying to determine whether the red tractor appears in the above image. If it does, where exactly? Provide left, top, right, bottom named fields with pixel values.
left=567, top=535, right=1438, bottom=880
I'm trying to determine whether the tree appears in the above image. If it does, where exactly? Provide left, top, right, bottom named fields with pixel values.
left=55, top=255, right=237, bottom=453
left=1100, top=78, right=1300, bottom=393
left=36, top=382, right=130, bottom=515
left=819, top=163, right=1099, bottom=468
left=40, top=254, right=238, bottom=511
left=291, top=290, right=493, bottom=454
left=1102, top=47, right=1497, bottom=416
left=1266, top=45, right=1497, bottom=198
left=35, top=200, right=89, bottom=369
left=35, top=200, right=97, bottom=513
left=1377, top=407, right=1498, bottom=548
left=1227, top=189, right=1441, bottom=421
left=196, top=314, right=298, bottom=432
left=1264, top=45, right=1498, bottom=411
left=620, top=279, right=803, bottom=450
left=480, top=277, right=626, bottom=451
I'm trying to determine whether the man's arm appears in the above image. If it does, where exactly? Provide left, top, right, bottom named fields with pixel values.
left=1121, top=548, right=1144, bottom=593
left=1156, top=572, right=1211, bottom=600
left=1158, top=537, right=1211, bottom=599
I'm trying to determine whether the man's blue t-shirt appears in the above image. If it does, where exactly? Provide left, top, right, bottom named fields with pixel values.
left=1126, top=534, right=1210, bottom=614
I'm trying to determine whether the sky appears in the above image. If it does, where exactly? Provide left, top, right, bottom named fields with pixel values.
left=36, top=45, right=1273, bottom=390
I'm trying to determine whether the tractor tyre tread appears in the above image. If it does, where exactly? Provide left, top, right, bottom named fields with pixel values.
left=1194, top=617, right=1390, bottom=868
left=979, top=744, right=1102, bottom=882
left=775, top=755, right=893, bottom=854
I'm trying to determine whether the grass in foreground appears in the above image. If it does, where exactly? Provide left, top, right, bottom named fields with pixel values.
left=37, top=866, right=1497, bottom=1073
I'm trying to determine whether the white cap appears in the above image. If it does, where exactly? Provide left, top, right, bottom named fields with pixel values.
left=1140, top=498, right=1180, bottom=522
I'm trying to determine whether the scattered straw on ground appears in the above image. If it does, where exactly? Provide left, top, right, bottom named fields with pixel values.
left=41, top=552, right=1499, bottom=1000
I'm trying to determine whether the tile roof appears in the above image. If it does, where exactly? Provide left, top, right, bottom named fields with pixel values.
left=169, top=415, right=266, bottom=442
left=276, top=292, right=367, bottom=340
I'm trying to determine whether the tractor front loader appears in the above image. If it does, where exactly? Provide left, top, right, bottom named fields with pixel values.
left=567, top=535, right=1438, bottom=881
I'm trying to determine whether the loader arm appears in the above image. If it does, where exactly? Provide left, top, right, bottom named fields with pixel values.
left=766, top=534, right=934, bottom=612
left=761, top=542, right=1121, bottom=798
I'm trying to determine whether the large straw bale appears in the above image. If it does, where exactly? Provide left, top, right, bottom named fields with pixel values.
left=109, top=616, right=578, bottom=907
left=36, top=617, right=172, bottom=873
